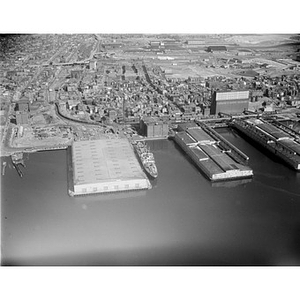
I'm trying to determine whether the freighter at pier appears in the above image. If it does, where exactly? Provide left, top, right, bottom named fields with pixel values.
left=133, top=141, right=158, bottom=179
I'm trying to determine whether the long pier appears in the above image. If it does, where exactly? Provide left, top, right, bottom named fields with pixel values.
left=69, top=138, right=151, bottom=196
left=232, top=118, right=300, bottom=170
left=198, top=122, right=250, bottom=165
left=270, top=120, right=300, bottom=141
left=173, top=125, right=253, bottom=181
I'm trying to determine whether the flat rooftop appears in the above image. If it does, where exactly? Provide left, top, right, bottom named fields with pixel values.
left=71, top=138, right=150, bottom=195
left=187, top=128, right=215, bottom=143
left=174, top=128, right=253, bottom=181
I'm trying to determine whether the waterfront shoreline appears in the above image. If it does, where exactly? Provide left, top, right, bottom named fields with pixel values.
left=2, top=132, right=300, bottom=265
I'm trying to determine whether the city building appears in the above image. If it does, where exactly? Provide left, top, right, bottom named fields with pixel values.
left=238, top=70, right=260, bottom=78
left=201, top=104, right=211, bottom=117
left=108, top=109, right=117, bottom=120
left=207, top=46, right=227, bottom=53
left=187, top=76, right=204, bottom=83
left=49, top=90, right=56, bottom=102
left=16, top=111, right=29, bottom=125
left=140, top=116, right=168, bottom=138
left=17, top=98, right=30, bottom=112
left=67, top=100, right=80, bottom=110
left=89, top=60, right=97, bottom=70
left=210, top=90, right=249, bottom=115
left=149, top=41, right=160, bottom=47
left=71, top=69, right=83, bottom=79
left=237, top=49, right=253, bottom=56
left=0, top=110, right=6, bottom=126
left=102, top=43, right=123, bottom=49
left=186, top=40, right=205, bottom=45
left=290, top=98, right=300, bottom=107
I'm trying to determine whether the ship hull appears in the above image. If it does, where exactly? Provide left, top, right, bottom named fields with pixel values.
left=133, top=143, right=158, bottom=179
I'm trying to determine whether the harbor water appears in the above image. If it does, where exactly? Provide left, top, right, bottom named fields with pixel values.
left=1, top=128, right=300, bottom=265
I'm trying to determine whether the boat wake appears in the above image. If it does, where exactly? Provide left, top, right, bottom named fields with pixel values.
left=254, top=179, right=300, bottom=199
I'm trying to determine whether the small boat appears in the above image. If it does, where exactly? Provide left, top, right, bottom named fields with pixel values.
left=11, top=152, right=24, bottom=164
left=11, top=153, right=24, bottom=178
left=14, top=164, right=23, bottom=178
left=2, top=162, right=7, bottom=175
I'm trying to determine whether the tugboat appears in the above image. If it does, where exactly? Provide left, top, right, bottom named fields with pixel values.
left=133, top=141, right=158, bottom=179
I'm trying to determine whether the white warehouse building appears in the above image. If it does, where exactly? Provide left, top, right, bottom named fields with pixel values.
left=70, top=138, right=151, bottom=196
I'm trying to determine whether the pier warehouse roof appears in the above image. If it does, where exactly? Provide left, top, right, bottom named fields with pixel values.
left=71, top=139, right=150, bottom=196
left=174, top=127, right=253, bottom=181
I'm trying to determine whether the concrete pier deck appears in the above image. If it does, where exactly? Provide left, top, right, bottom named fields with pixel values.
left=174, top=125, right=253, bottom=181
left=233, top=118, right=300, bottom=170
left=69, top=138, right=151, bottom=196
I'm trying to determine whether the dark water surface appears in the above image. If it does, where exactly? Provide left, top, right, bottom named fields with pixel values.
left=1, top=129, right=300, bottom=265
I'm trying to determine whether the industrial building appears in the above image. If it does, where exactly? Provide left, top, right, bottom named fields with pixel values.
left=70, top=139, right=151, bottom=196
left=108, top=109, right=117, bottom=121
left=207, top=46, right=227, bottom=52
left=140, top=117, right=168, bottom=138
left=237, top=49, right=253, bottom=56
left=149, top=41, right=160, bottom=47
left=89, top=60, right=97, bottom=70
left=71, top=69, right=83, bottom=79
left=17, top=99, right=30, bottom=112
left=210, top=90, right=250, bottom=115
left=102, top=43, right=123, bottom=49
left=185, top=40, right=205, bottom=45
left=237, top=70, right=260, bottom=78
left=48, top=90, right=56, bottom=102
left=16, top=111, right=29, bottom=125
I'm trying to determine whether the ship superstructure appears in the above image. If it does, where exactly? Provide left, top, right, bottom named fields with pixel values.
left=133, top=141, right=158, bottom=179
